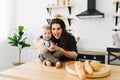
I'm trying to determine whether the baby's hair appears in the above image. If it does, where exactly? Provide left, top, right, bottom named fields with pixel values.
left=42, top=24, right=50, bottom=30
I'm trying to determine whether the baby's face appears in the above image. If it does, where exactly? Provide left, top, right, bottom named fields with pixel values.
left=43, top=29, right=52, bottom=40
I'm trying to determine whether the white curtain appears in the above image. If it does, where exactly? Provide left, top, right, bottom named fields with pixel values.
left=0, top=0, right=12, bottom=43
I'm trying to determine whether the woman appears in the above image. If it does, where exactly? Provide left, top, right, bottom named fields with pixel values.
left=33, top=18, right=78, bottom=68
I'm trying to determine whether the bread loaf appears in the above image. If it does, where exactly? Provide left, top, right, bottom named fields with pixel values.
left=90, top=60, right=102, bottom=72
left=74, top=61, right=86, bottom=80
left=84, top=60, right=94, bottom=75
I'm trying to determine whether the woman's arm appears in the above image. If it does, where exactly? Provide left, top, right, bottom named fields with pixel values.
left=33, top=37, right=48, bottom=51
left=55, top=46, right=77, bottom=59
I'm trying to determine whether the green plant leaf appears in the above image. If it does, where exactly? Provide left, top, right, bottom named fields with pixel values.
left=9, top=41, right=18, bottom=47
left=18, top=26, right=24, bottom=32
left=22, top=43, right=31, bottom=48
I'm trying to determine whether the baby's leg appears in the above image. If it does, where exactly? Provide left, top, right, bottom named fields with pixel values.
left=41, top=50, right=60, bottom=67
left=41, top=50, right=62, bottom=68
left=53, top=50, right=63, bottom=59
left=46, top=56, right=62, bottom=69
left=40, top=50, right=53, bottom=66
left=50, top=55, right=62, bottom=68
left=39, top=54, right=45, bottom=62
left=55, top=61, right=62, bottom=69
left=43, top=59, right=52, bottom=66
left=39, top=50, right=51, bottom=64
left=39, top=54, right=52, bottom=67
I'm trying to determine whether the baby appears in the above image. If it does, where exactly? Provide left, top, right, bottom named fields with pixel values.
left=39, top=24, right=63, bottom=68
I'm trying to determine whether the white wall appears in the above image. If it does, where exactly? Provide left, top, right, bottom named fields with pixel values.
left=73, top=0, right=115, bottom=51
left=0, top=0, right=18, bottom=71
left=15, top=0, right=115, bottom=51
left=0, top=0, right=117, bottom=71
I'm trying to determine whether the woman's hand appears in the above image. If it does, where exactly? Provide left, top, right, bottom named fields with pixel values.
left=48, top=45, right=55, bottom=52
left=54, top=45, right=62, bottom=51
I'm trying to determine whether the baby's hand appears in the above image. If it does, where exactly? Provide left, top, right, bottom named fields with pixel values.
left=48, top=45, right=55, bottom=52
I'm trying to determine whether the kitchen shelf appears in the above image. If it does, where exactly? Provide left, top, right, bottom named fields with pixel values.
left=46, top=5, right=72, bottom=15
left=113, top=13, right=120, bottom=17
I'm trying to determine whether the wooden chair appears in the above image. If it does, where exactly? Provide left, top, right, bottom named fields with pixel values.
left=107, top=47, right=120, bottom=65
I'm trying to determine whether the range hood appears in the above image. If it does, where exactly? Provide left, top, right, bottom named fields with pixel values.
left=76, top=0, right=104, bottom=19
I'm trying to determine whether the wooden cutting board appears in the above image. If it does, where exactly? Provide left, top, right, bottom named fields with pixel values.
left=66, top=61, right=111, bottom=78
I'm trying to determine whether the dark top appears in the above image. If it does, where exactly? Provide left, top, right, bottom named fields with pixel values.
left=39, top=35, right=78, bottom=61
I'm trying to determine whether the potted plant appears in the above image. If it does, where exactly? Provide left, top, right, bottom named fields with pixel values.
left=8, top=26, right=31, bottom=66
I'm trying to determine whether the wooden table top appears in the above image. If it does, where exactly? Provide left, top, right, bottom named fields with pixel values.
left=0, top=59, right=120, bottom=80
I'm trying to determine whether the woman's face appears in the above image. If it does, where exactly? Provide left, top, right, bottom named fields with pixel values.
left=51, top=23, right=62, bottom=39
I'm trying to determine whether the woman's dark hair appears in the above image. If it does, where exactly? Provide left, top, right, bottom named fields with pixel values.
left=50, top=18, right=71, bottom=50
